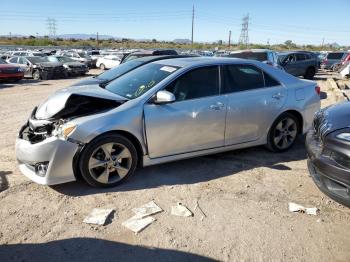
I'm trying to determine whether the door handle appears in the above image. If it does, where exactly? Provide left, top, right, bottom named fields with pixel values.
left=272, top=93, right=284, bottom=100
left=209, top=102, right=225, bottom=110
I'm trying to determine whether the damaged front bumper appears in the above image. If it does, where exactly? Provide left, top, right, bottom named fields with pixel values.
left=16, top=120, right=80, bottom=185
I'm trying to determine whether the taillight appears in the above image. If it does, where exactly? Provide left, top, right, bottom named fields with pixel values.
left=315, top=86, right=321, bottom=95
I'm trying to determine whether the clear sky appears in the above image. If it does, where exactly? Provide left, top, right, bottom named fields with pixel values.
left=1, top=0, right=349, bottom=45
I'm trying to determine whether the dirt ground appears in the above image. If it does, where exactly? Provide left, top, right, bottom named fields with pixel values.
left=0, top=69, right=349, bottom=262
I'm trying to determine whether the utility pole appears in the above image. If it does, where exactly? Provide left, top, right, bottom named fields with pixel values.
left=96, top=32, right=99, bottom=48
left=228, top=30, right=231, bottom=48
left=191, top=5, right=194, bottom=45
left=321, top=37, right=325, bottom=48
left=238, top=14, right=249, bottom=47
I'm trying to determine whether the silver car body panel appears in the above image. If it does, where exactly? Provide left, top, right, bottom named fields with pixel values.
left=16, top=137, right=79, bottom=185
left=16, top=57, right=320, bottom=185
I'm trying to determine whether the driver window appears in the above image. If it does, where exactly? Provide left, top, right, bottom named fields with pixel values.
left=165, top=66, right=219, bottom=101
left=19, top=57, right=26, bottom=64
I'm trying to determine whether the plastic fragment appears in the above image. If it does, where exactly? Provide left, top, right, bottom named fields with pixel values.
left=83, top=208, right=114, bottom=225
left=171, top=202, right=193, bottom=217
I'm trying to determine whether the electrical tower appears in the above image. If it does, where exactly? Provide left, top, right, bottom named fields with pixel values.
left=238, top=14, right=249, bottom=47
left=46, top=18, right=57, bottom=38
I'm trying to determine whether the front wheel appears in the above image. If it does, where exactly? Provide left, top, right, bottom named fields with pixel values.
left=266, top=113, right=299, bottom=152
left=99, top=63, right=105, bottom=70
left=32, top=70, right=41, bottom=80
left=79, top=134, right=138, bottom=187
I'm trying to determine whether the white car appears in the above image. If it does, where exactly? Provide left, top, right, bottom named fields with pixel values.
left=96, top=55, right=121, bottom=70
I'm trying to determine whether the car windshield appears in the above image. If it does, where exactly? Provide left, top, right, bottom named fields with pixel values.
left=230, top=52, right=268, bottom=61
left=78, top=52, right=88, bottom=58
left=27, top=56, right=49, bottom=63
left=105, top=63, right=179, bottom=99
left=0, top=58, right=7, bottom=64
left=277, top=54, right=287, bottom=63
left=97, top=59, right=145, bottom=80
left=57, top=56, right=75, bottom=63
left=47, top=56, right=59, bottom=62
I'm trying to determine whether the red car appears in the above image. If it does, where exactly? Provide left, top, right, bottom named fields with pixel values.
left=0, top=58, right=24, bottom=82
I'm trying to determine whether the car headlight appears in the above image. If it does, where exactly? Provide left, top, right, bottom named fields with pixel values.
left=336, top=133, right=350, bottom=142
left=53, top=123, right=76, bottom=139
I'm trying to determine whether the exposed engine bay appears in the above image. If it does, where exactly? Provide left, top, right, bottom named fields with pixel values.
left=19, top=94, right=124, bottom=144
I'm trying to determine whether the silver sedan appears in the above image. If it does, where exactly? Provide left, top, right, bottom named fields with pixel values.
left=16, top=57, right=321, bottom=187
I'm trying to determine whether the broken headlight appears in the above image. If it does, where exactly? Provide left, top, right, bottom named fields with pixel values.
left=53, top=123, right=76, bottom=139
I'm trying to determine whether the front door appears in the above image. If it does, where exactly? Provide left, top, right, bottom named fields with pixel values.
left=144, top=66, right=226, bottom=158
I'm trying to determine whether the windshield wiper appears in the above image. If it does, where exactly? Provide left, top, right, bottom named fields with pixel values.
left=99, top=82, right=108, bottom=88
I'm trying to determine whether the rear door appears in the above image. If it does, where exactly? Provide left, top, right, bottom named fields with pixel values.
left=222, top=64, right=287, bottom=145
left=144, top=66, right=226, bottom=158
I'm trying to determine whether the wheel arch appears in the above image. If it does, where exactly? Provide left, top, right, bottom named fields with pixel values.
left=276, top=109, right=304, bottom=134
left=73, top=130, right=145, bottom=179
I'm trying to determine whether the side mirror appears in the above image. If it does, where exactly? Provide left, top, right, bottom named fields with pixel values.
left=26, top=62, right=30, bottom=66
left=153, top=90, right=175, bottom=104
left=262, top=60, right=273, bottom=66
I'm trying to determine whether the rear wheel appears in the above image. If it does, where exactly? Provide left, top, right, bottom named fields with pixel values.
left=99, top=63, right=106, bottom=70
left=266, top=113, right=299, bottom=152
left=304, top=67, right=315, bottom=79
left=79, top=134, right=138, bottom=187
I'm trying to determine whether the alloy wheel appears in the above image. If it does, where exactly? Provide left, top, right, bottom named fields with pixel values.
left=88, top=142, right=132, bottom=184
left=273, top=117, right=297, bottom=150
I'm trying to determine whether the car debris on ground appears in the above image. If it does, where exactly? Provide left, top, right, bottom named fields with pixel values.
left=171, top=202, right=193, bottom=217
left=194, top=199, right=207, bottom=221
left=122, top=215, right=156, bottom=233
left=288, top=202, right=319, bottom=215
left=123, top=201, right=163, bottom=233
left=83, top=208, right=114, bottom=225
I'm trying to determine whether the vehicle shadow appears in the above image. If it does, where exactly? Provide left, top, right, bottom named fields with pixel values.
left=0, top=79, right=41, bottom=89
left=53, top=136, right=307, bottom=197
left=0, top=237, right=216, bottom=262
left=0, top=170, right=11, bottom=192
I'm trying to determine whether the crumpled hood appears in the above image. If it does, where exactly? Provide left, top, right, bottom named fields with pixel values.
left=321, top=102, right=350, bottom=134
left=36, top=62, right=63, bottom=68
left=35, top=84, right=126, bottom=120
left=64, top=62, right=86, bottom=67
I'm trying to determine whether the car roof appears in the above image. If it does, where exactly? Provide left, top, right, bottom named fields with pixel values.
left=134, top=54, right=197, bottom=63
left=151, top=57, right=256, bottom=68
left=230, top=49, right=273, bottom=54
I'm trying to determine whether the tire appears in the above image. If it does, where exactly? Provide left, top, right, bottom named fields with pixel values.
left=79, top=134, right=138, bottom=188
left=266, top=113, right=299, bottom=152
left=32, top=70, right=41, bottom=80
left=99, top=63, right=106, bottom=70
left=304, top=67, right=315, bottom=80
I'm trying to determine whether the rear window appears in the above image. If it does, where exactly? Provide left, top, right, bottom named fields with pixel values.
left=229, top=52, right=268, bottom=62
left=327, top=53, right=345, bottom=59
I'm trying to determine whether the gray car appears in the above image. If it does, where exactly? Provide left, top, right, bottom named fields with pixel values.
left=16, top=58, right=320, bottom=187
left=278, top=51, right=318, bottom=79
left=48, top=56, right=89, bottom=76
